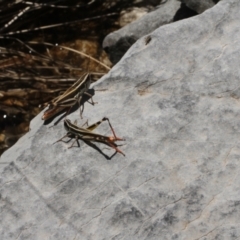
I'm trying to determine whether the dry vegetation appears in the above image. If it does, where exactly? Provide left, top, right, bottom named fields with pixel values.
left=0, top=0, right=161, bottom=154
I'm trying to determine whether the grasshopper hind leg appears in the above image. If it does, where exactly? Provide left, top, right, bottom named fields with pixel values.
left=103, top=117, right=125, bottom=141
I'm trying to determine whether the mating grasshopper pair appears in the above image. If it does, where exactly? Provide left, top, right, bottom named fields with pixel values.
left=42, top=72, right=94, bottom=121
left=54, top=117, right=125, bottom=156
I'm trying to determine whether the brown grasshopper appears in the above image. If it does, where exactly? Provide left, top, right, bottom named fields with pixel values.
left=42, top=72, right=95, bottom=120
left=54, top=117, right=125, bottom=156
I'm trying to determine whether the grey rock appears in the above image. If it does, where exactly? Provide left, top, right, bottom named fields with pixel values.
left=1, top=0, right=240, bottom=239
left=103, top=0, right=181, bottom=64
left=180, top=0, right=218, bottom=13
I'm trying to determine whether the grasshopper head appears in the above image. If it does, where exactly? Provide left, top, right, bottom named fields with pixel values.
left=64, top=119, right=72, bottom=131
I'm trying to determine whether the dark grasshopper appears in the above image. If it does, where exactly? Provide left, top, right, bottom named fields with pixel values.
left=54, top=117, right=125, bottom=156
left=42, top=72, right=94, bottom=120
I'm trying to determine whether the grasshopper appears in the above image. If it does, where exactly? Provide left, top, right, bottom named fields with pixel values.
left=42, top=72, right=95, bottom=120
left=54, top=117, right=125, bottom=156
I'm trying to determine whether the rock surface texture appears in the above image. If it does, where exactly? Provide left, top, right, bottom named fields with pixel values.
left=1, top=0, right=240, bottom=239
left=180, top=0, right=218, bottom=13
left=103, top=0, right=182, bottom=64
